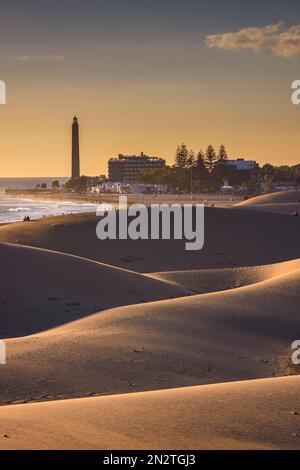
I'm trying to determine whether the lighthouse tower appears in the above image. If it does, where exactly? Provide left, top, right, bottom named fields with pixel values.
left=72, top=116, right=80, bottom=179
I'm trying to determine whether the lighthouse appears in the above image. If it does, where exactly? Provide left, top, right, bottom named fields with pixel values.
left=72, top=116, right=80, bottom=179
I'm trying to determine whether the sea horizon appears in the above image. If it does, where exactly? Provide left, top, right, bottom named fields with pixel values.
left=0, top=177, right=69, bottom=191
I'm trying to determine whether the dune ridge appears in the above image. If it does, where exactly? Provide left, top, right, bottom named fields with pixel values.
left=0, top=207, right=300, bottom=450
left=0, top=376, right=299, bottom=450
left=1, top=258, right=299, bottom=406
left=1, top=208, right=300, bottom=271
left=148, top=258, right=300, bottom=293
left=238, top=190, right=300, bottom=206
left=0, top=242, right=194, bottom=338
left=236, top=190, right=300, bottom=215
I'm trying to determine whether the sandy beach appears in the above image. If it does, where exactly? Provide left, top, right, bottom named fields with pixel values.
left=5, top=189, right=243, bottom=208
left=0, top=190, right=300, bottom=449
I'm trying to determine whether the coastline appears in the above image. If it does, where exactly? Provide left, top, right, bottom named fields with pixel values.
left=0, top=191, right=98, bottom=225
left=4, top=189, right=243, bottom=207
left=0, top=190, right=300, bottom=449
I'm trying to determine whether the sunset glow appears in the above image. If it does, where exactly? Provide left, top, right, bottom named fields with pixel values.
left=1, top=0, right=300, bottom=177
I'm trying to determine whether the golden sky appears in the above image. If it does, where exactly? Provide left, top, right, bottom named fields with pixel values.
left=1, top=0, right=300, bottom=177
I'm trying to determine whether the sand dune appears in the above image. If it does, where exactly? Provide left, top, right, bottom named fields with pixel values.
left=237, top=191, right=300, bottom=215
left=1, top=205, right=300, bottom=449
left=0, top=376, right=299, bottom=450
left=1, top=260, right=299, bottom=405
left=236, top=203, right=300, bottom=215
left=1, top=208, right=300, bottom=271
left=239, top=190, right=300, bottom=206
left=0, top=242, right=190, bottom=338
left=149, top=259, right=300, bottom=293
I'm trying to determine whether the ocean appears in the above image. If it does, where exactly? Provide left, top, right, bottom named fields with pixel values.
left=0, top=178, right=97, bottom=224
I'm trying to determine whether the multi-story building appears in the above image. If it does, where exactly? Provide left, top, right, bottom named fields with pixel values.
left=224, top=158, right=257, bottom=171
left=108, top=152, right=166, bottom=183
